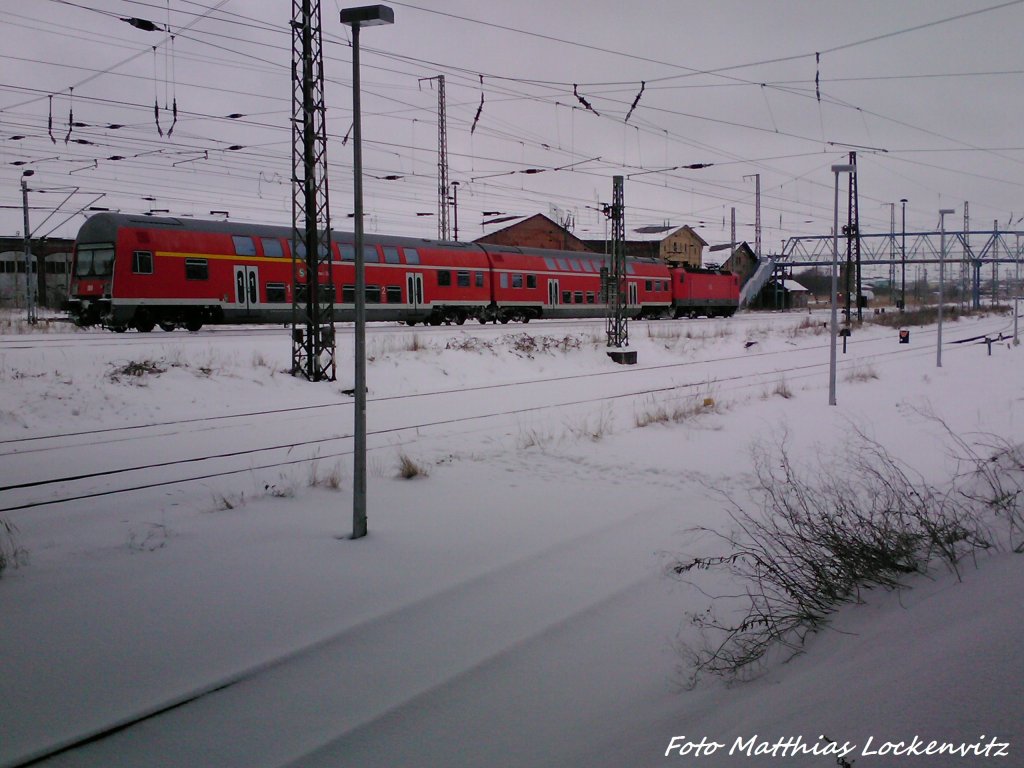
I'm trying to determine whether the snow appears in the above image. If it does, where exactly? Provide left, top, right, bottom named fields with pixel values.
left=0, top=310, right=1021, bottom=767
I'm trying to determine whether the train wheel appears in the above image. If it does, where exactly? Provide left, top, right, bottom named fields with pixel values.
left=405, top=319, right=418, bottom=326
left=158, top=321, right=177, bottom=332
left=135, top=319, right=156, bottom=333
left=185, top=318, right=203, bottom=332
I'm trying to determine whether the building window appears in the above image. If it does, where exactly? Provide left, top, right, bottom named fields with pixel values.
left=185, top=258, right=208, bottom=280
left=132, top=250, right=153, bottom=274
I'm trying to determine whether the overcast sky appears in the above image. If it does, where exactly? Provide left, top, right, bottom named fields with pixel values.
left=3, top=0, right=1024, bottom=249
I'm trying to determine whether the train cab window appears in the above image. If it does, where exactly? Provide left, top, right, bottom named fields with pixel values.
left=586, top=291, right=596, bottom=304
left=438, top=270, right=452, bottom=287
left=457, top=270, right=471, bottom=287
left=511, top=274, right=523, bottom=288
left=265, top=283, right=287, bottom=303
left=232, top=236, right=257, bottom=256
left=364, top=245, right=380, bottom=263
left=132, top=251, right=154, bottom=274
left=475, top=271, right=485, bottom=288
left=261, top=238, right=284, bottom=258
left=499, top=273, right=508, bottom=289
left=383, top=246, right=400, bottom=264
left=562, top=290, right=571, bottom=303
left=385, top=285, right=402, bottom=303
left=404, top=248, right=420, bottom=265
left=185, top=258, right=209, bottom=280
left=573, top=291, right=584, bottom=303
left=526, top=274, right=537, bottom=289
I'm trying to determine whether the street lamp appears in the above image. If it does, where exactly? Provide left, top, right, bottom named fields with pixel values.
left=21, top=170, right=36, bottom=324
left=830, top=164, right=856, bottom=406
left=938, top=208, right=955, bottom=368
left=900, top=198, right=908, bottom=311
left=340, top=4, right=394, bottom=541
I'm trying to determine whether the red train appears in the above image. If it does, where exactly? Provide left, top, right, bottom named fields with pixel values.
left=67, top=213, right=739, bottom=331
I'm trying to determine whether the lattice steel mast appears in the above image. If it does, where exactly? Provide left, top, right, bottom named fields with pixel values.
left=843, top=151, right=862, bottom=323
left=419, top=75, right=449, bottom=240
left=290, top=0, right=335, bottom=381
left=606, top=175, right=628, bottom=348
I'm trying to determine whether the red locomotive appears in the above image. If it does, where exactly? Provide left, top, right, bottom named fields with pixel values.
left=67, top=213, right=738, bottom=331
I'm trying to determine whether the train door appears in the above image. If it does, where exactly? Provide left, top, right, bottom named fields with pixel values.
left=406, top=272, right=423, bottom=309
left=234, top=265, right=260, bottom=311
left=548, top=278, right=560, bottom=306
left=628, top=281, right=638, bottom=306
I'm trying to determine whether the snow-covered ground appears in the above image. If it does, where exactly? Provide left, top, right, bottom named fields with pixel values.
left=0, top=309, right=1021, bottom=767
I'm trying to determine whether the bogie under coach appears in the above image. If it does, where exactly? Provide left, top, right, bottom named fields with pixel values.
left=67, top=213, right=738, bottom=332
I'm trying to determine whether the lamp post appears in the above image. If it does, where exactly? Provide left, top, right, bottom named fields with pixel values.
left=830, top=164, right=855, bottom=406
left=900, top=198, right=908, bottom=311
left=937, top=208, right=955, bottom=368
left=340, top=4, right=394, bottom=540
left=21, top=170, right=36, bottom=324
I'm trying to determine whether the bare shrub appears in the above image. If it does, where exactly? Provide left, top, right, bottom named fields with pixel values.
left=844, top=363, right=879, bottom=383
left=0, top=518, right=27, bottom=575
left=634, top=393, right=719, bottom=428
left=108, top=359, right=166, bottom=382
left=771, top=377, right=793, bottom=399
left=566, top=405, right=614, bottom=442
left=397, top=453, right=429, bottom=479
left=309, top=460, right=344, bottom=490
left=671, top=430, right=991, bottom=686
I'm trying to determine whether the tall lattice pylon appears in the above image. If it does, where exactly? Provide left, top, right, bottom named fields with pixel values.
left=290, top=0, right=336, bottom=381
left=419, top=75, right=449, bottom=240
left=606, top=175, right=628, bottom=348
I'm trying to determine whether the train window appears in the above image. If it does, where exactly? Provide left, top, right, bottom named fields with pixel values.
left=342, top=285, right=355, bottom=303
left=294, top=242, right=329, bottom=258
left=232, top=236, right=256, bottom=256
left=526, top=274, right=536, bottom=289
left=499, top=273, right=508, bottom=289
left=678, top=272, right=685, bottom=283
left=185, top=258, right=208, bottom=280
left=383, top=246, right=400, bottom=264
left=404, top=248, right=420, bottom=265
left=438, top=270, right=452, bottom=287
left=562, top=290, right=571, bottom=303
left=265, top=283, right=287, bottom=303
left=366, top=285, right=381, bottom=303
left=556, top=258, right=569, bottom=271
left=569, top=259, right=581, bottom=272
left=511, top=274, right=523, bottom=288
left=573, top=291, right=584, bottom=303
left=586, top=292, right=596, bottom=304
left=364, top=245, right=380, bottom=263
left=386, top=285, right=402, bottom=303
left=456, top=271, right=470, bottom=287
left=75, top=245, right=115, bottom=277
left=339, top=244, right=355, bottom=261
left=132, top=251, right=153, bottom=274
left=645, top=280, right=652, bottom=291
left=261, top=238, right=284, bottom=258
left=626, top=263, right=635, bottom=275
left=544, top=257, right=557, bottom=270
left=475, top=271, right=484, bottom=288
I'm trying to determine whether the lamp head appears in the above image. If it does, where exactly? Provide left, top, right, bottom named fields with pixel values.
left=340, top=5, right=394, bottom=27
